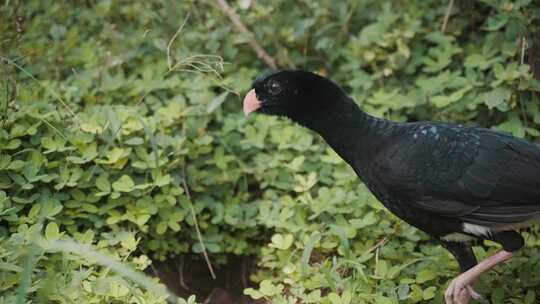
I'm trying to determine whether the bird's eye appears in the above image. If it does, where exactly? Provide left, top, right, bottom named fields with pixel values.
left=268, top=80, right=282, bottom=95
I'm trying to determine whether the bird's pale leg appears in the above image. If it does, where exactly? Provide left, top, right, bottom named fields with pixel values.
left=444, top=250, right=513, bottom=304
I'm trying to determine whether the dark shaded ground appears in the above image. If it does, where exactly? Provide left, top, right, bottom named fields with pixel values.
left=150, top=254, right=261, bottom=304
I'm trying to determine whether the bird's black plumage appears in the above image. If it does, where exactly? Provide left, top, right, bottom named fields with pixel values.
left=244, top=70, right=540, bottom=277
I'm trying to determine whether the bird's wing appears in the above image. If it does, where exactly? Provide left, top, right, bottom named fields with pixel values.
left=371, top=123, right=540, bottom=226
left=455, top=130, right=540, bottom=225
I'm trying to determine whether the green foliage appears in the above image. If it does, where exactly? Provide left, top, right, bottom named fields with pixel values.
left=0, top=222, right=175, bottom=304
left=2, top=0, right=540, bottom=303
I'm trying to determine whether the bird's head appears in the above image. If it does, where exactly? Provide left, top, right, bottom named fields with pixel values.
left=243, top=70, right=347, bottom=121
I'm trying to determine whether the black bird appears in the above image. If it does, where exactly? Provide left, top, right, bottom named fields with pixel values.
left=243, top=70, right=540, bottom=304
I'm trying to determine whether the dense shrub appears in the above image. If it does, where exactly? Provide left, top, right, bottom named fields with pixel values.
left=2, top=0, right=540, bottom=303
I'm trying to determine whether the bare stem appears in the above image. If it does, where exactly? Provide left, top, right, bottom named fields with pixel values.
left=167, top=13, right=191, bottom=71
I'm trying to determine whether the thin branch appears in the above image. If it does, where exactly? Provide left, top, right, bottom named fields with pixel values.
left=1, top=61, right=11, bottom=126
left=441, top=0, right=455, bottom=33
left=213, top=0, right=278, bottom=69
left=181, top=164, right=217, bottom=280
left=241, top=258, right=248, bottom=289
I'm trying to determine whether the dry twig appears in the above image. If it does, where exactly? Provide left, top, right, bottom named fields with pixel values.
left=519, top=36, right=529, bottom=127
left=520, top=36, right=528, bottom=65
left=167, top=13, right=191, bottom=71
left=441, top=0, right=455, bottom=33
left=177, top=257, right=189, bottom=290
left=213, top=0, right=278, bottom=69
left=181, top=165, right=217, bottom=280
left=365, top=237, right=388, bottom=255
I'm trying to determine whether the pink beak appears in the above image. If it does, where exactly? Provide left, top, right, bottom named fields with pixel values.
left=243, top=89, right=261, bottom=115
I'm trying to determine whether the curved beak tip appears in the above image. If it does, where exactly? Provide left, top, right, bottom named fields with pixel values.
left=243, top=89, right=261, bottom=116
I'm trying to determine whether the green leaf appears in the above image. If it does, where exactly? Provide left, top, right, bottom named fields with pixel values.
left=80, top=121, right=103, bottom=134
left=95, top=174, right=111, bottom=193
left=45, top=222, right=60, bottom=240
left=495, top=113, right=525, bottom=138
left=7, top=160, right=25, bottom=171
left=416, top=268, right=437, bottom=283
left=375, top=260, right=388, bottom=278
left=112, top=175, right=135, bottom=192
left=125, top=137, right=144, bottom=145
left=42, top=200, right=63, bottom=218
left=269, top=233, right=294, bottom=250
left=207, top=92, right=228, bottom=113
left=156, top=221, right=168, bottom=235
left=259, top=280, right=283, bottom=296
left=0, top=262, right=23, bottom=273
left=120, top=233, right=137, bottom=251
left=82, top=203, right=99, bottom=213
left=244, top=288, right=264, bottom=299
left=431, top=87, right=470, bottom=108
left=422, top=286, right=436, bottom=300
left=397, top=284, right=410, bottom=300
left=491, top=287, right=505, bottom=304
left=482, top=88, right=512, bottom=111
left=373, top=295, right=393, bottom=304
left=302, top=232, right=321, bottom=274
left=524, top=290, right=536, bottom=304
left=485, top=13, right=508, bottom=31
left=5, top=139, right=21, bottom=150
left=97, top=147, right=128, bottom=164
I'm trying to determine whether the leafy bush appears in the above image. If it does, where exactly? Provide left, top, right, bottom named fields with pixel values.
left=2, top=0, right=540, bottom=303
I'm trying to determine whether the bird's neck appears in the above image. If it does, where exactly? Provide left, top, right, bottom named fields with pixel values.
left=293, top=98, right=391, bottom=164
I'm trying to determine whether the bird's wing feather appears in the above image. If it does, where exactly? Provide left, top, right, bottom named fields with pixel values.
left=370, top=123, right=540, bottom=226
